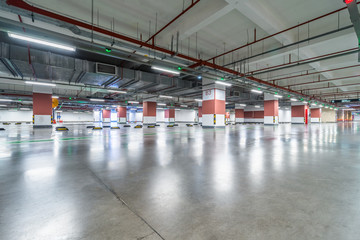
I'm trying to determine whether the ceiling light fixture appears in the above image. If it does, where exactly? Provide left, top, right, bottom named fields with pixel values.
left=108, top=90, right=127, bottom=94
left=52, top=96, right=59, bottom=99
left=152, top=66, right=180, bottom=75
left=180, top=105, right=187, bottom=107
left=157, top=103, right=167, bottom=106
left=251, top=89, right=262, bottom=94
left=9, top=33, right=75, bottom=51
left=90, top=98, right=105, bottom=102
left=0, top=99, right=13, bottom=102
left=25, top=81, right=56, bottom=87
left=195, top=99, right=203, bottom=102
left=239, top=104, right=246, bottom=107
left=159, top=95, right=173, bottom=99
left=274, top=95, right=283, bottom=98
left=215, top=81, right=232, bottom=86
left=255, top=105, right=261, bottom=108
left=290, top=98, right=298, bottom=101
left=128, top=101, right=139, bottom=104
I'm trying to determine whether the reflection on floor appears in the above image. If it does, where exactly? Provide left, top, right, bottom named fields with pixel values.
left=1, top=122, right=360, bottom=240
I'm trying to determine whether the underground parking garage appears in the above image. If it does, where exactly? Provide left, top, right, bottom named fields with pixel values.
left=1, top=0, right=360, bottom=239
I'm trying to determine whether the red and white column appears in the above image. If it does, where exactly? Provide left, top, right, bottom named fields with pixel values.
left=117, top=107, right=127, bottom=123
left=235, top=104, right=245, bottom=124
left=165, top=109, right=175, bottom=123
left=310, top=108, right=321, bottom=123
left=143, top=101, right=157, bottom=125
left=244, top=107, right=264, bottom=123
left=264, top=93, right=279, bottom=125
left=202, top=79, right=226, bottom=128
left=291, top=102, right=309, bottom=124
left=102, top=110, right=111, bottom=123
left=198, top=106, right=202, bottom=124
left=32, top=85, right=53, bottom=128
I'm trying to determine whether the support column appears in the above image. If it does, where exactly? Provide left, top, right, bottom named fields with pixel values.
left=235, top=104, right=245, bottom=124
left=202, top=79, right=226, bottom=128
left=264, top=93, right=279, bottom=125
left=32, top=85, right=53, bottom=128
left=165, top=109, right=175, bottom=123
left=143, top=101, right=157, bottom=125
left=198, top=107, right=202, bottom=124
left=291, top=102, right=309, bottom=124
left=310, top=108, right=321, bottom=123
left=102, top=110, right=111, bottom=123
left=117, top=107, right=127, bottom=123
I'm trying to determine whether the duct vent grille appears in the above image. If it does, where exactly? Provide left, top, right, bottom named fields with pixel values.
left=96, top=63, right=117, bottom=75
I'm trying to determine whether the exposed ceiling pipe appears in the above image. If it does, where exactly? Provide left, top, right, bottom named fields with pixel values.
left=5, top=0, right=328, bottom=103
left=131, top=0, right=200, bottom=56
left=206, top=2, right=360, bottom=62
left=267, top=64, right=360, bottom=82
left=245, top=47, right=358, bottom=76
left=224, top=25, right=354, bottom=67
left=300, top=82, right=360, bottom=92
left=288, top=74, right=360, bottom=88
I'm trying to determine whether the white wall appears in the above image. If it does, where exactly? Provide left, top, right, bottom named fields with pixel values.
left=128, top=112, right=143, bottom=122
left=0, top=110, right=33, bottom=122
left=279, top=109, right=291, bottom=123
left=230, top=112, right=235, bottom=122
left=175, top=109, right=196, bottom=122
left=156, top=109, right=165, bottom=122
left=354, top=114, right=360, bottom=121
left=61, top=112, right=94, bottom=122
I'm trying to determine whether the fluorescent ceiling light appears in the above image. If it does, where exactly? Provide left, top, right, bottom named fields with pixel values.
left=255, top=105, right=260, bottom=108
left=152, top=66, right=180, bottom=75
left=239, top=104, right=246, bottom=107
left=108, top=90, right=127, bottom=94
left=156, top=108, right=164, bottom=110
left=311, top=103, right=317, bottom=106
left=274, top=95, right=283, bottom=98
left=25, top=81, right=56, bottom=87
left=215, top=81, right=232, bottom=86
left=0, top=99, right=13, bottom=102
left=0, top=104, right=7, bottom=106
left=128, top=101, right=139, bottom=104
left=290, top=98, right=298, bottom=101
left=159, top=95, right=173, bottom=99
left=251, top=89, right=262, bottom=94
left=20, top=108, right=31, bottom=110
left=9, top=33, right=76, bottom=51
left=90, top=98, right=105, bottom=102
left=302, top=101, right=308, bottom=104
left=195, top=99, right=203, bottom=102
left=157, top=103, right=166, bottom=106
left=180, top=105, right=187, bottom=107
left=52, top=96, right=59, bottom=99
left=175, top=109, right=181, bottom=111
left=56, top=111, right=63, bottom=113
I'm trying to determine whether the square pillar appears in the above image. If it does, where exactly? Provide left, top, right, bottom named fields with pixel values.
left=264, top=93, right=279, bottom=125
left=202, top=78, right=226, bottom=128
left=165, top=109, right=175, bottom=123
left=198, top=107, right=202, bottom=123
left=143, top=102, right=157, bottom=125
left=310, top=108, right=321, bottom=123
left=102, top=110, right=111, bottom=123
left=291, top=102, right=309, bottom=124
left=32, top=85, right=53, bottom=128
left=117, top=107, right=127, bottom=123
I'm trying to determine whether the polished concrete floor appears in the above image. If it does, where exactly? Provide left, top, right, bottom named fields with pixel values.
left=1, top=122, right=360, bottom=240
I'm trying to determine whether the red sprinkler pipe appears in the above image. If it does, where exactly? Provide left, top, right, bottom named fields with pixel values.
left=286, top=74, right=360, bottom=88
left=268, top=64, right=360, bottom=82
left=146, top=0, right=201, bottom=43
